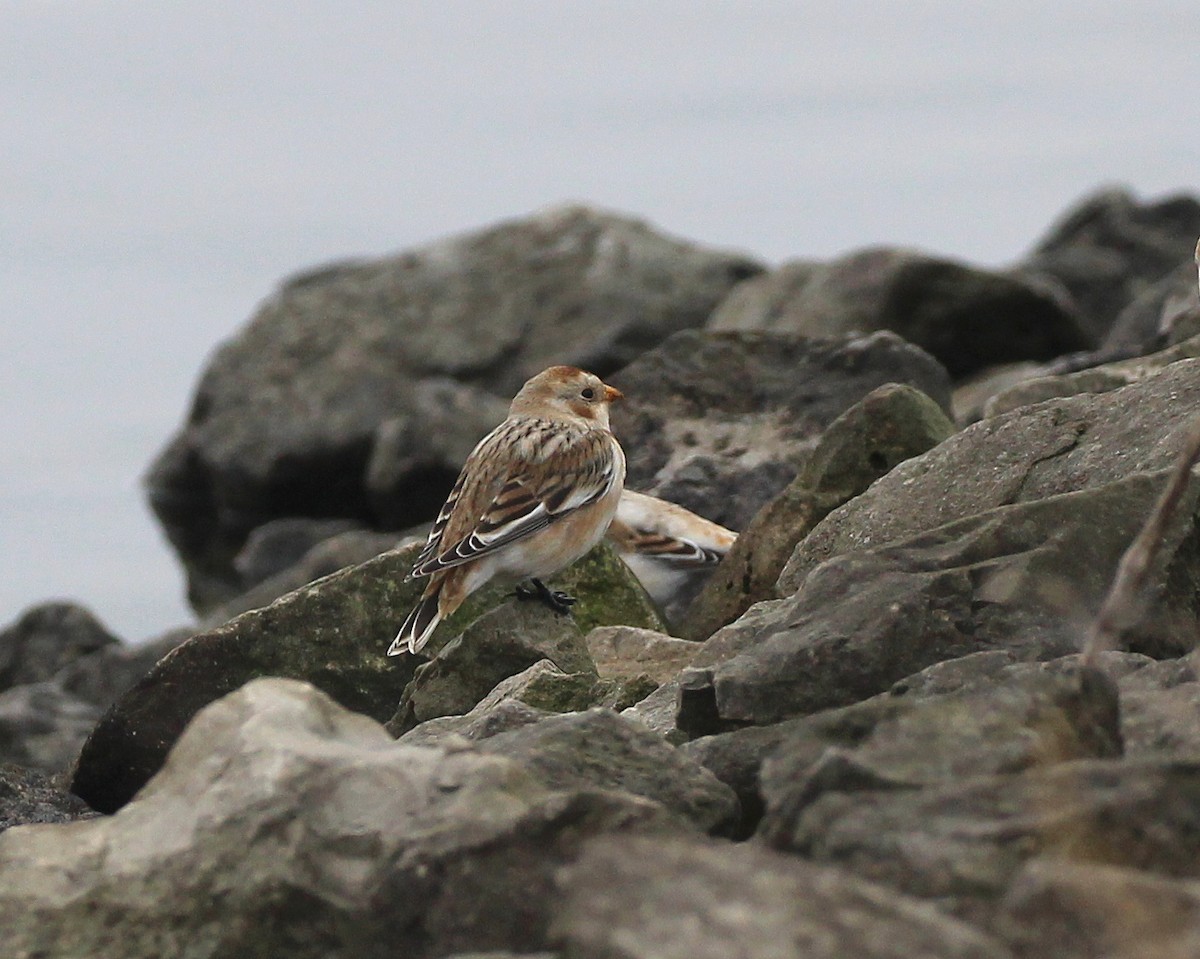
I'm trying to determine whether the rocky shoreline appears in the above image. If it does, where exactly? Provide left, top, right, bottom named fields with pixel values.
left=3, top=186, right=1200, bottom=957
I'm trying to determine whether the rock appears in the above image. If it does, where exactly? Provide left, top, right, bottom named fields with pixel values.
left=74, top=540, right=660, bottom=813
left=397, top=699, right=552, bottom=748
left=390, top=602, right=596, bottom=734
left=981, top=331, right=1200, bottom=419
left=205, top=528, right=403, bottom=625
left=585, top=625, right=701, bottom=684
left=998, top=859, right=1200, bottom=959
left=781, top=357, right=1200, bottom=593
left=641, top=462, right=1200, bottom=738
left=1100, top=258, right=1200, bottom=357
left=365, top=378, right=512, bottom=528
left=0, top=602, right=121, bottom=691
left=551, top=834, right=1012, bottom=959
left=951, top=361, right=1053, bottom=424
left=765, top=758, right=1200, bottom=922
left=55, top=629, right=187, bottom=711
left=759, top=666, right=1120, bottom=850
left=146, top=206, right=761, bottom=612
left=231, top=516, right=367, bottom=588
left=71, top=544, right=425, bottom=814
left=680, top=696, right=905, bottom=839
left=0, top=763, right=95, bottom=832
left=1020, top=186, right=1200, bottom=345
left=709, top=245, right=1087, bottom=376
left=681, top=382, right=955, bottom=640
left=1, top=678, right=681, bottom=958
left=475, top=709, right=739, bottom=835
left=609, top=329, right=952, bottom=532
left=0, top=681, right=103, bottom=772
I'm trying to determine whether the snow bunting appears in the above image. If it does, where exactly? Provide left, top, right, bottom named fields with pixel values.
left=607, top=489, right=737, bottom=607
left=388, top=366, right=626, bottom=656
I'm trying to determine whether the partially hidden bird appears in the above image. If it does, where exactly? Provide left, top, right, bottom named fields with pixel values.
left=388, top=365, right=626, bottom=657
left=606, top=489, right=736, bottom=607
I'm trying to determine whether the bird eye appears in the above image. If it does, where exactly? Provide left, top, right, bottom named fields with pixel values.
left=580, top=387, right=596, bottom=400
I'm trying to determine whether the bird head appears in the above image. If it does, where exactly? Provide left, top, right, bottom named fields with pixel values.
left=509, top=365, right=623, bottom=427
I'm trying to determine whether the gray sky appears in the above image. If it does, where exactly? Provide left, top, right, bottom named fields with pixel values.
left=2, top=1, right=1197, bottom=641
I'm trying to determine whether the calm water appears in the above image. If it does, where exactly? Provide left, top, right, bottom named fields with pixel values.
left=3, top=1, right=1197, bottom=641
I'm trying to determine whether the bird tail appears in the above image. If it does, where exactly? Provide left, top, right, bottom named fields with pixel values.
left=387, top=587, right=443, bottom=657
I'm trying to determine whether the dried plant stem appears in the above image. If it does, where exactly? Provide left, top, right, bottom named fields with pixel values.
left=1083, top=417, right=1200, bottom=666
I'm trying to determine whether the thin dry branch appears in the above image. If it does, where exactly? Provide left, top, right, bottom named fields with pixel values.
left=1082, top=415, right=1200, bottom=666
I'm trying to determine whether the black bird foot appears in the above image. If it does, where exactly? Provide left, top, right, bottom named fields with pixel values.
left=514, top=578, right=576, bottom=615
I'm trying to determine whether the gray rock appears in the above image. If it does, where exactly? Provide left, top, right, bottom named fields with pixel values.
left=390, top=601, right=596, bottom=735
left=1, top=678, right=680, bottom=959
left=1020, top=186, right=1200, bottom=344
left=0, top=763, right=95, bottom=833
left=765, top=758, right=1200, bottom=922
left=1100, top=258, right=1200, bottom=357
left=146, top=206, right=761, bottom=612
left=608, top=328, right=952, bottom=533
left=551, top=834, right=1012, bottom=959
left=476, top=709, right=739, bottom=835
left=73, top=538, right=658, bottom=814
left=710, top=245, right=1087, bottom=376
left=397, top=698, right=552, bottom=748
left=585, top=625, right=701, bottom=684
left=998, top=859, right=1200, bottom=959
left=0, top=602, right=120, bottom=691
left=681, top=382, right=955, bottom=640
left=55, top=629, right=188, bottom=711
left=759, top=667, right=1120, bottom=851
left=702, top=471, right=1198, bottom=730
left=781, top=357, right=1200, bottom=594
left=0, top=681, right=103, bottom=773
left=981, top=331, right=1200, bottom=419
left=232, top=516, right=368, bottom=588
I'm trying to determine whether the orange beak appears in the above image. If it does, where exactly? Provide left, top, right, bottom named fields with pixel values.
left=603, top=384, right=624, bottom=403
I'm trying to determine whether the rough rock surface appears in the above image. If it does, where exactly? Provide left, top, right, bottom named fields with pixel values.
left=609, top=328, right=952, bottom=532
left=146, top=206, right=761, bottom=612
left=475, top=709, right=739, bottom=835
left=709, top=246, right=1087, bottom=376
left=0, top=763, right=95, bottom=833
left=767, top=758, right=1200, bottom=924
left=552, top=834, right=1012, bottom=959
left=0, top=679, right=681, bottom=959
left=586, top=625, right=701, bottom=684
left=981, top=331, right=1200, bottom=419
left=390, top=601, right=596, bottom=734
left=682, top=382, right=955, bottom=640
left=781, top=358, right=1200, bottom=593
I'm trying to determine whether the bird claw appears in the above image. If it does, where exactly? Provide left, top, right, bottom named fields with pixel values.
left=514, top=579, right=576, bottom=615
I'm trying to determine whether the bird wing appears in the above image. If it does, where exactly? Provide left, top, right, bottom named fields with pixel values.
left=609, top=521, right=727, bottom=568
left=409, top=420, right=622, bottom=578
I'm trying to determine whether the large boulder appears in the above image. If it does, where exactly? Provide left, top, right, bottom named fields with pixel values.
left=146, top=205, right=762, bottom=612
left=0, top=679, right=680, bottom=959
left=608, top=329, right=952, bottom=532
left=1019, top=186, right=1200, bottom=345
left=708, top=246, right=1087, bottom=376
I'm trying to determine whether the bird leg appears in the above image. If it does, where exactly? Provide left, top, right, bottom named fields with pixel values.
left=514, top=578, right=577, bottom=615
